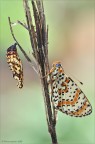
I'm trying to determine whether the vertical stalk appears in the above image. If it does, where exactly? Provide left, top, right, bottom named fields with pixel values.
left=23, top=0, right=58, bottom=143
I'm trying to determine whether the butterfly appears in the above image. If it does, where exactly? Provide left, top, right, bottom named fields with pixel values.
left=49, top=61, right=92, bottom=117
left=6, top=43, right=23, bottom=88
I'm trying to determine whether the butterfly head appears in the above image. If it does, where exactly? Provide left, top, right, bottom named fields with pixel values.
left=50, top=61, right=63, bottom=74
left=52, top=61, right=62, bottom=68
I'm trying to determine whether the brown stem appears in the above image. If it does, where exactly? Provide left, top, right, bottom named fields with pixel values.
left=23, top=0, right=58, bottom=143
left=8, top=17, right=38, bottom=74
left=17, top=20, right=28, bottom=30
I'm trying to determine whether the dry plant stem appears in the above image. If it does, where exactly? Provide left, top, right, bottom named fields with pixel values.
left=23, top=0, right=58, bottom=143
left=8, top=17, right=31, bottom=62
left=17, top=20, right=28, bottom=30
left=11, top=20, right=28, bottom=30
left=8, top=17, right=38, bottom=74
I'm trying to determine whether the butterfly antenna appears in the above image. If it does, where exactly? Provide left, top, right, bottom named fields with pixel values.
left=70, top=74, right=83, bottom=85
left=65, top=70, right=83, bottom=85
left=70, top=73, right=83, bottom=85
left=61, top=60, right=83, bottom=85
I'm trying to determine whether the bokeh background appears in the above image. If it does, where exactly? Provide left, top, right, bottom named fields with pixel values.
left=0, top=0, right=95, bottom=144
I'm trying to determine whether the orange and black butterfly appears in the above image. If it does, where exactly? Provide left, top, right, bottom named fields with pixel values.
left=6, top=43, right=23, bottom=88
left=49, top=61, right=92, bottom=117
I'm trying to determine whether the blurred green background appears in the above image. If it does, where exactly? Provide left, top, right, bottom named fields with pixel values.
left=0, top=0, right=95, bottom=144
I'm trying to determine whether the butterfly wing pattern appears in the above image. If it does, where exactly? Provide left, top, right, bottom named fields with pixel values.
left=6, top=43, right=23, bottom=88
left=50, top=61, right=92, bottom=117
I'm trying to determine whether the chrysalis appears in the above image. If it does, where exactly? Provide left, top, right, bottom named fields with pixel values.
left=6, top=43, right=23, bottom=88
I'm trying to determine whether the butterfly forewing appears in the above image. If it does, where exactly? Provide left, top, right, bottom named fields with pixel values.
left=50, top=62, right=92, bottom=117
left=6, top=43, right=23, bottom=88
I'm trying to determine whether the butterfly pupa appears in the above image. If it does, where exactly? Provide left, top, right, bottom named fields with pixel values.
left=6, top=43, right=23, bottom=88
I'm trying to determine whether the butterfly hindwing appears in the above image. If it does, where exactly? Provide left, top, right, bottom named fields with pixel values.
left=6, top=43, right=23, bottom=88
left=50, top=61, right=92, bottom=117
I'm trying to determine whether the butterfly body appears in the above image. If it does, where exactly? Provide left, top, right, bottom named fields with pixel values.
left=7, top=43, right=23, bottom=88
left=50, top=61, right=92, bottom=117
